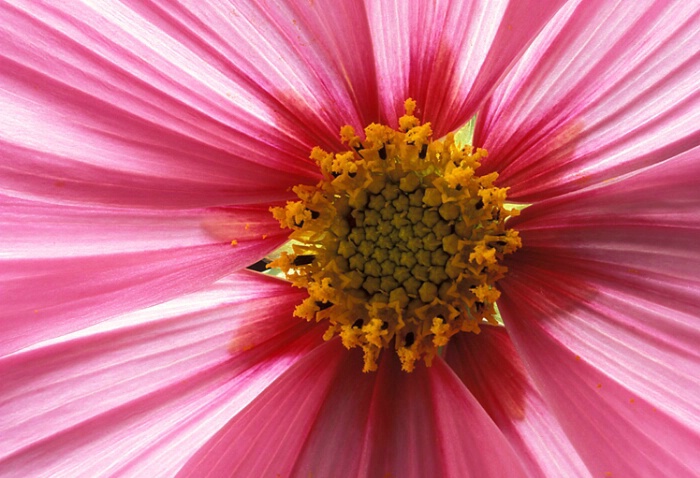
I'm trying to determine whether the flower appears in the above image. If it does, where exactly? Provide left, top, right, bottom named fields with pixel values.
left=1, top=1, right=699, bottom=477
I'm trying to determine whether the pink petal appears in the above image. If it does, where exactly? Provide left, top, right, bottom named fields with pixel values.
left=445, top=326, right=589, bottom=477
left=366, top=0, right=566, bottom=135
left=498, top=148, right=700, bottom=475
left=180, top=341, right=529, bottom=477
left=352, top=353, right=529, bottom=477
left=0, top=195, right=286, bottom=354
left=0, top=272, right=325, bottom=476
left=0, top=1, right=386, bottom=207
left=475, top=1, right=700, bottom=201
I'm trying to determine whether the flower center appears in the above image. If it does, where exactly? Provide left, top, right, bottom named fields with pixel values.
left=271, top=99, right=521, bottom=372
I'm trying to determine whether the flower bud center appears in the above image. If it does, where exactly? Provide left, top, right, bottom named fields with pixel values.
left=271, top=99, right=521, bottom=372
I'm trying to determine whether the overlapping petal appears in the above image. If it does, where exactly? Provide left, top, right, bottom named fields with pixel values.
left=350, top=353, right=529, bottom=477
left=366, top=0, right=566, bottom=136
left=500, top=146, right=700, bottom=476
left=179, top=341, right=529, bottom=477
left=445, top=326, right=589, bottom=477
left=0, top=0, right=388, bottom=208
left=0, top=195, right=286, bottom=354
left=475, top=0, right=700, bottom=201
left=1, top=0, right=698, bottom=476
left=0, top=272, right=325, bottom=477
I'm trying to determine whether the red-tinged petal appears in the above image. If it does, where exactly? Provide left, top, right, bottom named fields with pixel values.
left=499, top=280, right=700, bottom=477
left=0, top=196, right=283, bottom=259
left=354, top=354, right=529, bottom=477
left=498, top=149, right=700, bottom=476
left=0, top=0, right=381, bottom=207
left=0, top=272, right=325, bottom=477
left=366, top=0, right=566, bottom=136
left=0, top=196, right=286, bottom=354
left=445, top=326, right=589, bottom=477
left=180, top=340, right=528, bottom=477
left=475, top=0, right=700, bottom=201
left=176, top=339, right=351, bottom=477
left=159, top=0, right=382, bottom=141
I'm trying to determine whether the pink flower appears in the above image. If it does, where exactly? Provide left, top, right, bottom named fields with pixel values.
left=1, top=1, right=699, bottom=477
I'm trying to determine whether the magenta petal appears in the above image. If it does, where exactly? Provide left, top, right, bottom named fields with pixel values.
left=180, top=342, right=528, bottom=477
left=367, top=0, right=566, bottom=135
left=500, top=279, right=700, bottom=477
left=445, top=326, right=588, bottom=477
left=0, top=196, right=285, bottom=354
left=0, top=272, right=325, bottom=476
left=176, top=339, right=351, bottom=477
left=1, top=1, right=386, bottom=207
left=302, top=350, right=528, bottom=477
left=355, top=353, right=529, bottom=477
left=476, top=1, right=700, bottom=201
left=499, top=149, right=700, bottom=475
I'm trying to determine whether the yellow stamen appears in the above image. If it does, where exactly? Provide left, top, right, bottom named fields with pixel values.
left=270, top=99, right=521, bottom=372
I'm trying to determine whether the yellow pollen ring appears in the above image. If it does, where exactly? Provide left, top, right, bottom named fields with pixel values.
left=271, top=99, right=521, bottom=372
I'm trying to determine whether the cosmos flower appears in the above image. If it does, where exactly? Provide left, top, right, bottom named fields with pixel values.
left=1, top=0, right=699, bottom=477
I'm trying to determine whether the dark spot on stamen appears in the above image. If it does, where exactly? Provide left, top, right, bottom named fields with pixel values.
left=419, top=144, right=428, bottom=159
left=346, top=213, right=357, bottom=229
left=348, top=172, right=357, bottom=178
left=455, top=184, right=462, bottom=191
left=487, top=239, right=508, bottom=247
left=246, top=259, right=270, bottom=272
left=331, top=171, right=341, bottom=178
left=475, top=198, right=484, bottom=210
left=381, top=321, right=389, bottom=330
left=378, top=145, right=387, bottom=160
left=475, top=301, right=485, bottom=311
left=292, top=255, right=315, bottom=266
left=308, top=209, right=320, bottom=219
left=404, top=332, right=415, bottom=347
left=294, top=220, right=304, bottom=228
left=316, top=301, right=334, bottom=311
left=352, top=319, right=364, bottom=328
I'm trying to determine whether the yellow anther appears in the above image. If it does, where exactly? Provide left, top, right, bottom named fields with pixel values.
left=270, top=99, right=521, bottom=372
left=340, top=125, right=361, bottom=149
left=310, top=146, right=334, bottom=174
left=333, top=151, right=358, bottom=176
left=397, top=346, right=419, bottom=372
left=431, top=317, right=451, bottom=347
left=405, top=123, right=432, bottom=145
left=470, top=244, right=497, bottom=266
left=363, top=317, right=389, bottom=348
left=295, top=300, right=319, bottom=321
left=473, top=284, right=501, bottom=303
left=404, top=98, right=417, bottom=116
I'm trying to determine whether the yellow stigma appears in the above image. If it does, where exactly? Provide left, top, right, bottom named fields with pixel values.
left=271, top=99, right=521, bottom=372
